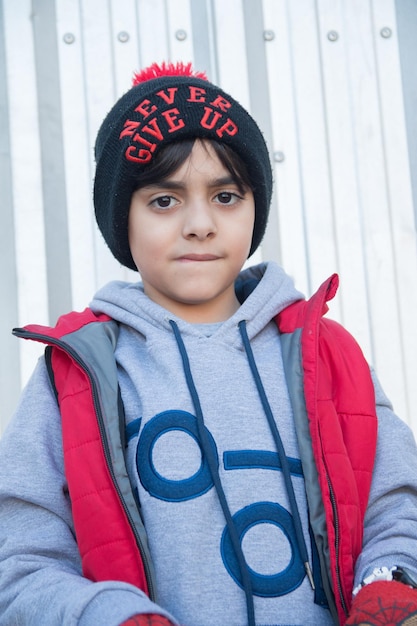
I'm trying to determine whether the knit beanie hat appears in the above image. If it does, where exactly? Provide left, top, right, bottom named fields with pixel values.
left=94, top=62, right=273, bottom=271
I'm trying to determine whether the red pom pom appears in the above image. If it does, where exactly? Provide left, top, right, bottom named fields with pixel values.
left=132, top=62, right=208, bottom=86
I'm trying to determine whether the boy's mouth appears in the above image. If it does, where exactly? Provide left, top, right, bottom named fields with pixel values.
left=177, top=254, right=220, bottom=262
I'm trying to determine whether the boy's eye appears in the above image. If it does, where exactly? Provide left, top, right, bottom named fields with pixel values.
left=151, top=195, right=178, bottom=210
left=215, top=191, right=242, bottom=205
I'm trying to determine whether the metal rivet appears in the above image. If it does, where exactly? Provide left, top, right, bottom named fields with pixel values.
left=63, top=32, right=75, bottom=44
left=274, top=151, right=285, bottom=163
left=118, top=31, right=130, bottom=43
left=175, top=29, right=187, bottom=41
left=380, top=27, right=392, bottom=38
left=263, top=30, right=275, bottom=42
left=327, top=30, right=339, bottom=42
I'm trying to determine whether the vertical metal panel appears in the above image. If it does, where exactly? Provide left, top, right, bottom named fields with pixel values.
left=32, top=0, right=73, bottom=323
left=81, top=0, right=134, bottom=288
left=2, top=0, right=417, bottom=436
left=241, top=0, right=280, bottom=267
left=315, top=0, right=371, bottom=348
left=395, top=0, right=417, bottom=225
left=285, top=1, right=340, bottom=304
left=394, top=0, right=417, bottom=417
left=3, top=0, right=49, bottom=399
left=339, top=0, right=415, bottom=423
left=0, top=0, right=21, bottom=430
left=263, top=0, right=311, bottom=294
left=165, top=0, right=194, bottom=63
left=189, top=0, right=217, bottom=79
left=110, top=0, right=141, bottom=92
left=372, top=0, right=417, bottom=423
left=136, top=0, right=171, bottom=66
left=212, top=0, right=250, bottom=107
left=55, top=0, right=99, bottom=309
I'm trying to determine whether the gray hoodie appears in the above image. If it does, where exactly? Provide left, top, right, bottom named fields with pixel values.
left=1, top=262, right=417, bottom=626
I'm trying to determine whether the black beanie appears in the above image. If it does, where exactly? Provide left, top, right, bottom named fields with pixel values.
left=94, top=62, right=273, bottom=271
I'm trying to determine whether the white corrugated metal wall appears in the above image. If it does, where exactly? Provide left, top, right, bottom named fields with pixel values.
left=1, top=0, right=417, bottom=435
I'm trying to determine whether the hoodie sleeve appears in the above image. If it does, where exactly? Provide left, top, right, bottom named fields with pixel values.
left=0, top=358, right=177, bottom=626
left=353, top=369, right=417, bottom=588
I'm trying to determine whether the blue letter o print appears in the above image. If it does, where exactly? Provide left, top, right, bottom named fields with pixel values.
left=221, top=501, right=305, bottom=597
left=136, top=410, right=218, bottom=502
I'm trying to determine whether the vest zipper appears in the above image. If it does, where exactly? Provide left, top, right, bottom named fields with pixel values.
left=13, top=328, right=156, bottom=601
left=327, top=473, right=348, bottom=618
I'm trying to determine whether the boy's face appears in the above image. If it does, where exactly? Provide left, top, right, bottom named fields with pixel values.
left=128, top=140, right=255, bottom=322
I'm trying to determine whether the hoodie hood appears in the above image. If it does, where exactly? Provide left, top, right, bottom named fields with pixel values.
left=90, top=261, right=304, bottom=343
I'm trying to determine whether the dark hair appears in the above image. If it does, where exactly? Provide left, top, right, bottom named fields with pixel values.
left=132, top=138, right=253, bottom=194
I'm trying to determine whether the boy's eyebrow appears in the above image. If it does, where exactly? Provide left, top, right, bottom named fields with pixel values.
left=143, top=175, right=240, bottom=190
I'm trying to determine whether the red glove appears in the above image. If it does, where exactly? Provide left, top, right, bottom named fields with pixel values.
left=120, top=615, right=175, bottom=626
left=346, top=580, right=417, bottom=625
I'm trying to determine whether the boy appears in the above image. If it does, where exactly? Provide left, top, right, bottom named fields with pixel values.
left=1, top=62, right=417, bottom=626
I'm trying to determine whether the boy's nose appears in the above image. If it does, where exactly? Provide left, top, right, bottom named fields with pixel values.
left=182, top=203, right=217, bottom=240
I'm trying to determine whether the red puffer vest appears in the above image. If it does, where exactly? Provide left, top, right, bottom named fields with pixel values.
left=14, top=274, right=377, bottom=625
left=276, top=274, right=377, bottom=623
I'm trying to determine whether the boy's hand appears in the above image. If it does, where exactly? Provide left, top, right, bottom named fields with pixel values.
left=120, top=615, right=175, bottom=626
left=346, top=580, right=417, bottom=625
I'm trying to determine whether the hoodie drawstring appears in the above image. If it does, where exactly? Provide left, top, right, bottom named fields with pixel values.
left=238, top=320, right=314, bottom=590
left=169, top=319, right=255, bottom=626
left=170, top=318, right=314, bottom=626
